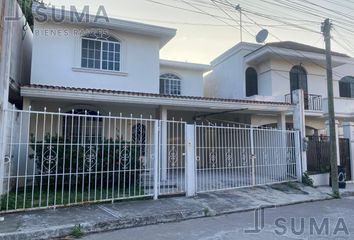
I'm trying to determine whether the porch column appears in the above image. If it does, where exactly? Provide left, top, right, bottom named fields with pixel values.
left=160, top=107, right=168, bottom=181
left=343, top=122, right=354, bottom=179
left=277, top=112, right=286, bottom=130
left=292, top=89, right=307, bottom=177
left=326, top=120, right=341, bottom=165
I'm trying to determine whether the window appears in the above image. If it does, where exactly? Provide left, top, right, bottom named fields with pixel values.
left=290, top=65, right=309, bottom=109
left=290, top=65, right=308, bottom=93
left=63, top=109, right=102, bottom=143
left=339, top=76, right=354, bottom=98
left=160, top=73, right=181, bottom=95
left=81, top=32, right=121, bottom=72
left=245, top=67, right=258, bottom=97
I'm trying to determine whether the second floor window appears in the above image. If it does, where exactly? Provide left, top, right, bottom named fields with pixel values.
left=245, top=67, right=258, bottom=97
left=160, top=73, right=181, bottom=95
left=81, top=32, right=121, bottom=72
left=339, top=76, right=354, bottom=98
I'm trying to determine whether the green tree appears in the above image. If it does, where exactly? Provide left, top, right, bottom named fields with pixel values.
left=17, top=0, right=34, bottom=27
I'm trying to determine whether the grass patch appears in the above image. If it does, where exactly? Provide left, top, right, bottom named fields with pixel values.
left=71, top=224, right=84, bottom=238
left=1, top=185, right=145, bottom=211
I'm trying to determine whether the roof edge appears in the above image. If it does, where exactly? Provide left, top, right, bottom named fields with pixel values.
left=32, top=2, right=176, bottom=47
left=21, top=84, right=291, bottom=107
left=160, top=60, right=211, bottom=72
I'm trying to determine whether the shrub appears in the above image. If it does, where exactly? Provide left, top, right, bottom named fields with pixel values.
left=302, top=172, right=314, bottom=187
left=29, top=134, right=142, bottom=189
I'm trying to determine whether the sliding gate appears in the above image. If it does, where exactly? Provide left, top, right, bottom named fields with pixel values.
left=195, top=124, right=299, bottom=193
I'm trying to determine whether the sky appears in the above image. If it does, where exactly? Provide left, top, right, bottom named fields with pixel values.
left=42, top=0, right=354, bottom=64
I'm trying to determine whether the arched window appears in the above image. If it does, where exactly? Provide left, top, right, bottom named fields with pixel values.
left=81, top=32, right=121, bottom=71
left=339, top=76, right=354, bottom=98
left=245, top=67, right=258, bottom=97
left=290, top=65, right=308, bottom=93
left=63, top=109, right=102, bottom=143
left=160, top=73, right=181, bottom=95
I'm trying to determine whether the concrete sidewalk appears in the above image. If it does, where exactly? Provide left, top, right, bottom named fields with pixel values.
left=0, top=183, right=350, bottom=240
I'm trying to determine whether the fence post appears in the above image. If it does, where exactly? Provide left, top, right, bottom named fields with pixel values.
left=295, top=131, right=302, bottom=181
left=292, top=89, right=307, bottom=176
left=343, top=122, right=354, bottom=181
left=250, top=127, right=256, bottom=186
left=0, top=108, right=8, bottom=197
left=186, top=124, right=196, bottom=197
left=153, top=120, right=159, bottom=200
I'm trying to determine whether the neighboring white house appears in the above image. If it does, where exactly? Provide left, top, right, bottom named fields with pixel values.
left=205, top=41, right=354, bottom=135
left=0, top=1, right=32, bottom=108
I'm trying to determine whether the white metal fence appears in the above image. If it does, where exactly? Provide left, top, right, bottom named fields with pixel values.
left=158, top=120, right=186, bottom=195
left=0, top=108, right=158, bottom=213
left=0, top=108, right=300, bottom=213
left=195, top=124, right=299, bottom=193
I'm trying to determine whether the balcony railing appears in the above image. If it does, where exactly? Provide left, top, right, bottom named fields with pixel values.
left=285, top=93, right=323, bottom=111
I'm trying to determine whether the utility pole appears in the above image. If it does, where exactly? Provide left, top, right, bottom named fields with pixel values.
left=235, top=4, right=242, bottom=42
left=322, top=18, right=340, bottom=197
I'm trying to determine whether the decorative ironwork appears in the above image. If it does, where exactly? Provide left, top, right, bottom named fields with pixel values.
left=242, top=151, right=247, bottom=166
left=286, top=149, right=292, bottom=164
left=84, top=147, right=97, bottom=171
left=168, top=146, right=178, bottom=167
left=209, top=150, right=217, bottom=168
left=42, top=146, right=57, bottom=174
left=120, top=146, right=131, bottom=170
left=225, top=149, right=233, bottom=167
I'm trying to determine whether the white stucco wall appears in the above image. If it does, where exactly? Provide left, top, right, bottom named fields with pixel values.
left=31, top=21, right=161, bottom=93
left=10, top=4, right=33, bottom=86
left=333, top=63, right=354, bottom=79
left=204, top=43, right=260, bottom=99
left=160, top=66, right=204, bottom=97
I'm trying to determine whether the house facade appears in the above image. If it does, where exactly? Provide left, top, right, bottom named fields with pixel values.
left=205, top=41, right=354, bottom=136
left=0, top=5, right=306, bottom=213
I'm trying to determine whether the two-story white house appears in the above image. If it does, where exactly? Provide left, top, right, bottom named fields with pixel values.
left=20, top=7, right=293, bottom=127
left=205, top=41, right=354, bottom=136
left=205, top=41, right=354, bottom=180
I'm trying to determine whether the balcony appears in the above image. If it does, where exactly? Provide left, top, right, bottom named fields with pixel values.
left=285, top=93, right=323, bottom=111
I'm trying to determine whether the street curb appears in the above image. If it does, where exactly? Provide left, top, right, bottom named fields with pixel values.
left=0, top=195, right=334, bottom=240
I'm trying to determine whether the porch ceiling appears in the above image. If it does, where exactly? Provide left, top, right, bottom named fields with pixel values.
left=21, top=84, right=293, bottom=113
